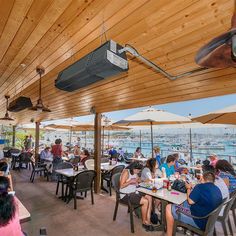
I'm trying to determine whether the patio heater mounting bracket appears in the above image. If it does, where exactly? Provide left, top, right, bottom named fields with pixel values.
left=118, top=44, right=208, bottom=80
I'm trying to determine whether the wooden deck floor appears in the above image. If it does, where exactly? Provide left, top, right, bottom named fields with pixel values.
left=12, top=169, right=235, bottom=236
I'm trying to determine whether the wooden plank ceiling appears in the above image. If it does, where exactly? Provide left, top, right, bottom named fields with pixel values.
left=0, top=0, right=235, bottom=124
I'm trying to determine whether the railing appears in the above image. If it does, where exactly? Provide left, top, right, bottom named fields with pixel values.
left=160, top=149, right=236, bottom=165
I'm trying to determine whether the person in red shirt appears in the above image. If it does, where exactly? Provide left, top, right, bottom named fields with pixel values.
left=51, top=139, right=64, bottom=159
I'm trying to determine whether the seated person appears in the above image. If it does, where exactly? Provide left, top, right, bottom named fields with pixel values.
left=141, top=158, right=163, bottom=182
left=215, top=159, right=236, bottom=193
left=160, top=155, right=176, bottom=178
left=118, top=147, right=124, bottom=156
left=208, top=153, right=218, bottom=167
left=202, top=163, right=229, bottom=216
left=153, top=147, right=161, bottom=166
left=79, top=149, right=90, bottom=166
left=172, top=153, right=180, bottom=170
left=133, top=147, right=143, bottom=159
left=0, top=176, right=24, bottom=236
left=120, top=162, right=154, bottom=231
left=109, top=147, right=117, bottom=157
left=40, top=147, right=53, bottom=162
left=166, top=172, right=223, bottom=236
left=73, top=144, right=81, bottom=158
left=40, top=147, right=53, bottom=173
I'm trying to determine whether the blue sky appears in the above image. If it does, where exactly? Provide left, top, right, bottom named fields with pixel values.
left=74, top=93, right=236, bottom=123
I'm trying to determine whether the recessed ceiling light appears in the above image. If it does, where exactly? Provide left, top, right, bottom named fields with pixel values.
left=20, top=63, right=26, bottom=68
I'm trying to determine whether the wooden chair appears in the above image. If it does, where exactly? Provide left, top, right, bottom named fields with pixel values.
left=70, top=170, right=96, bottom=209
left=216, top=191, right=236, bottom=235
left=172, top=199, right=227, bottom=236
left=112, top=173, right=142, bottom=233
left=102, top=165, right=125, bottom=196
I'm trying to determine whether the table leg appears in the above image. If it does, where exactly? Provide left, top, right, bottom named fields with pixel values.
left=101, top=173, right=109, bottom=193
left=153, top=200, right=167, bottom=231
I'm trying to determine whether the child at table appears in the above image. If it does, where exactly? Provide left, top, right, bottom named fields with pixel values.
left=0, top=176, right=25, bottom=236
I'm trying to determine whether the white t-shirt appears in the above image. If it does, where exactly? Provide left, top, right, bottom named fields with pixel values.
left=141, top=167, right=162, bottom=181
left=215, top=176, right=229, bottom=216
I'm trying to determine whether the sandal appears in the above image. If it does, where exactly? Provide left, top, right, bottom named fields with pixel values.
left=142, top=224, right=154, bottom=232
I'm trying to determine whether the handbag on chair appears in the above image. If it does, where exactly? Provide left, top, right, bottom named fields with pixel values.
left=172, top=179, right=187, bottom=193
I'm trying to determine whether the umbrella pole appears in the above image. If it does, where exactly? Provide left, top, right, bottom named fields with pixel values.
left=139, top=130, right=142, bottom=148
left=189, top=128, right=193, bottom=163
left=69, top=126, right=72, bottom=151
left=151, top=122, right=154, bottom=158
left=102, top=126, right=104, bottom=157
left=85, top=131, right=87, bottom=148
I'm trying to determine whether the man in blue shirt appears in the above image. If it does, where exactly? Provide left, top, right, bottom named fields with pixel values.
left=160, top=155, right=176, bottom=177
left=166, top=171, right=223, bottom=236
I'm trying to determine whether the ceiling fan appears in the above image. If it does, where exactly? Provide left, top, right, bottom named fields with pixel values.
left=195, top=0, right=236, bottom=68
left=30, top=66, right=51, bottom=112
left=0, top=95, right=14, bottom=121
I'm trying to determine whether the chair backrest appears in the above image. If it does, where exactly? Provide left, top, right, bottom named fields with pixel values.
left=123, top=153, right=133, bottom=164
left=111, top=165, right=125, bottom=176
left=10, top=149, right=21, bottom=155
left=205, top=199, right=228, bottom=233
left=20, top=152, right=32, bottom=164
left=112, top=173, right=121, bottom=199
left=230, top=190, right=236, bottom=210
left=56, top=162, right=73, bottom=170
left=84, top=159, right=94, bottom=170
left=74, top=170, right=96, bottom=192
left=221, top=190, right=236, bottom=218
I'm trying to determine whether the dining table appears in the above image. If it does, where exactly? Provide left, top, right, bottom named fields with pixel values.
left=54, top=167, right=85, bottom=203
left=17, top=197, right=31, bottom=223
left=137, top=184, right=187, bottom=231
left=129, top=157, right=148, bottom=162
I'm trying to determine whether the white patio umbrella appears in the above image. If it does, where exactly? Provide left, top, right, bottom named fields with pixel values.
left=193, top=104, right=236, bottom=125
left=45, top=120, right=130, bottom=149
left=114, top=107, right=191, bottom=157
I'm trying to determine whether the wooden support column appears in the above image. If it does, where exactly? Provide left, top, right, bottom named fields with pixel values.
left=94, top=113, right=102, bottom=193
left=35, top=122, right=40, bottom=161
left=12, top=125, right=16, bottom=147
